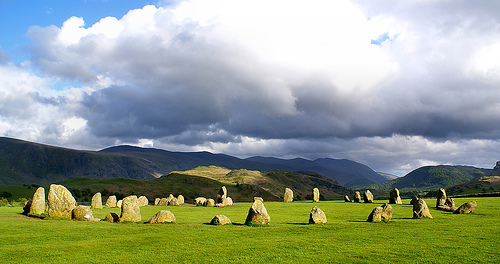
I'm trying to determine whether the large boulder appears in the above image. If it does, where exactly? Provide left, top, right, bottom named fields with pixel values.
left=166, top=194, right=175, bottom=204
left=105, top=212, right=119, bottom=223
left=454, top=201, right=477, bottom=214
left=412, top=198, right=433, bottom=219
left=148, top=210, right=176, bottom=224
left=194, top=197, right=207, bottom=206
left=30, top=187, right=45, bottom=215
left=217, top=186, right=228, bottom=203
left=154, top=198, right=160, bottom=206
left=210, top=215, right=232, bottom=225
left=437, top=197, right=457, bottom=212
left=313, top=188, right=320, bottom=202
left=389, top=188, right=402, bottom=204
left=284, top=188, right=294, bottom=203
left=177, top=195, right=185, bottom=205
left=245, top=198, right=270, bottom=225
left=309, top=206, right=327, bottom=224
left=344, top=195, right=351, bottom=202
left=363, top=190, right=374, bottom=203
left=72, top=205, right=98, bottom=221
left=138, top=196, right=149, bottom=207
left=368, top=203, right=393, bottom=222
left=91, top=192, right=102, bottom=209
left=354, top=191, right=362, bottom=203
left=436, top=188, right=447, bottom=208
left=226, top=197, right=233, bottom=206
left=117, top=200, right=123, bottom=208
left=47, top=184, right=77, bottom=219
left=105, top=195, right=117, bottom=208
left=119, top=195, right=141, bottom=222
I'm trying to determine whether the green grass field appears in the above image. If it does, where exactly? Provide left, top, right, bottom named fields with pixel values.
left=0, top=198, right=498, bottom=263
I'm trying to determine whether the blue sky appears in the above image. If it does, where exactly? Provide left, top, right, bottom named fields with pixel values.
left=0, top=0, right=499, bottom=176
left=0, top=0, right=153, bottom=62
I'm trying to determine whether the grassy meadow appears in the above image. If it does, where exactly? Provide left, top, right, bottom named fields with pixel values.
left=0, top=198, right=498, bottom=263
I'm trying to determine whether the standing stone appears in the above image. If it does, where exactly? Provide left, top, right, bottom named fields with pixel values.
left=412, top=198, right=433, bottom=219
left=206, top=198, right=215, bottom=207
left=91, top=192, right=102, bottom=209
left=117, top=200, right=123, bottom=208
left=158, top=198, right=168, bottom=206
left=47, top=184, right=77, bottom=219
left=354, top=191, right=362, bottom=203
left=410, top=196, right=419, bottom=205
left=148, top=210, right=176, bottom=224
left=105, top=195, right=117, bottom=208
left=105, top=212, right=119, bottom=223
left=168, top=197, right=179, bottom=206
left=195, top=197, right=207, bottom=206
left=154, top=198, right=160, bottom=206
left=445, top=197, right=455, bottom=208
left=217, top=186, right=228, bottom=203
left=138, top=196, right=149, bottom=207
left=436, top=188, right=447, bottom=208
left=22, top=200, right=32, bottom=215
left=344, top=195, right=351, bottom=202
left=72, top=205, right=97, bottom=221
left=30, top=187, right=45, bottom=215
left=389, top=188, right=402, bottom=204
left=368, top=203, right=393, bottom=222
left=284, top=188, right=294, bottom=203
left=177, top=195, right=184, bottom=205
left=226, top=197, right=233, bottom=206
left=119, top=195, right=141, bottom=222
left=166, top=194, right=175, bottom=204
left=245, top=198, right=270, bottom=225
left=313, top=188, right=320, bottom=202
left=454, top=201, right=477, bottom=214
left=210, top=215, right=232, bottom=225
left=363, top=190, right=374, bottom=203
left=309, top=206, right=327, bottom=224
left=437, top=197, right=457, bottom=212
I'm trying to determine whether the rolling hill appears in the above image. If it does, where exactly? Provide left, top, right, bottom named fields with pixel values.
left=367, top=165, right=492, bottom=191
left=0, top=137, right=386, bottom=186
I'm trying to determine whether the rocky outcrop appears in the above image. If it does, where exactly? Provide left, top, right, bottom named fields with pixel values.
left=367, top=203, right=393, bottom=222
left=389, top=188, right=402, bottom=204
left=119, top=195, right=141, bottom=222
left=91, top=192, right=102, bottom=209
left=30, top=187, right=45, bottom=215
left=72, top=205, right=98, bottom=221
left=245, top=197, right=270, bottom=225
left=363, top=190, right=374, bottom=203
left=284, top=188, right=294, bottom=203
left=148, top=210, right=176, bottom=224
left=210, top=215, right=232, bottom=225
left=354, top=191, right=362, bottom=203
left=313, top=188, right=320, bottom=202
left=454, top=201, right=477, bottom=214
left=105, top=195, right=117, bottom=208
left=309, top=206, right=327, bottom=224
left=412, top=198, right=433, bottom=219
left=47, top=184, right=77, bottom=219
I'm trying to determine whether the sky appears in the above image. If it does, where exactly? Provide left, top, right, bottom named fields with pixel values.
left=0, top=0, right=499, bottom=176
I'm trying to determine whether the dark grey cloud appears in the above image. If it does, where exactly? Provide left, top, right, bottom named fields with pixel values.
left=0, top=1, right=498, bottom=175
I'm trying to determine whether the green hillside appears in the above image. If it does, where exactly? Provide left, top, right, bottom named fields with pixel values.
left=368, top=165, right=491, bottom=191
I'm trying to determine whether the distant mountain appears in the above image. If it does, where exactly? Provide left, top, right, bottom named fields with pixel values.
left=445, top=176, right=500, bottom=196
left=0, top=136, right=385, bottom=186
left=368, top=165, right=492, bottom=191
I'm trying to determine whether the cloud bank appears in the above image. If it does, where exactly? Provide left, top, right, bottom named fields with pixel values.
left=1, top=0, right=500, bottom=175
